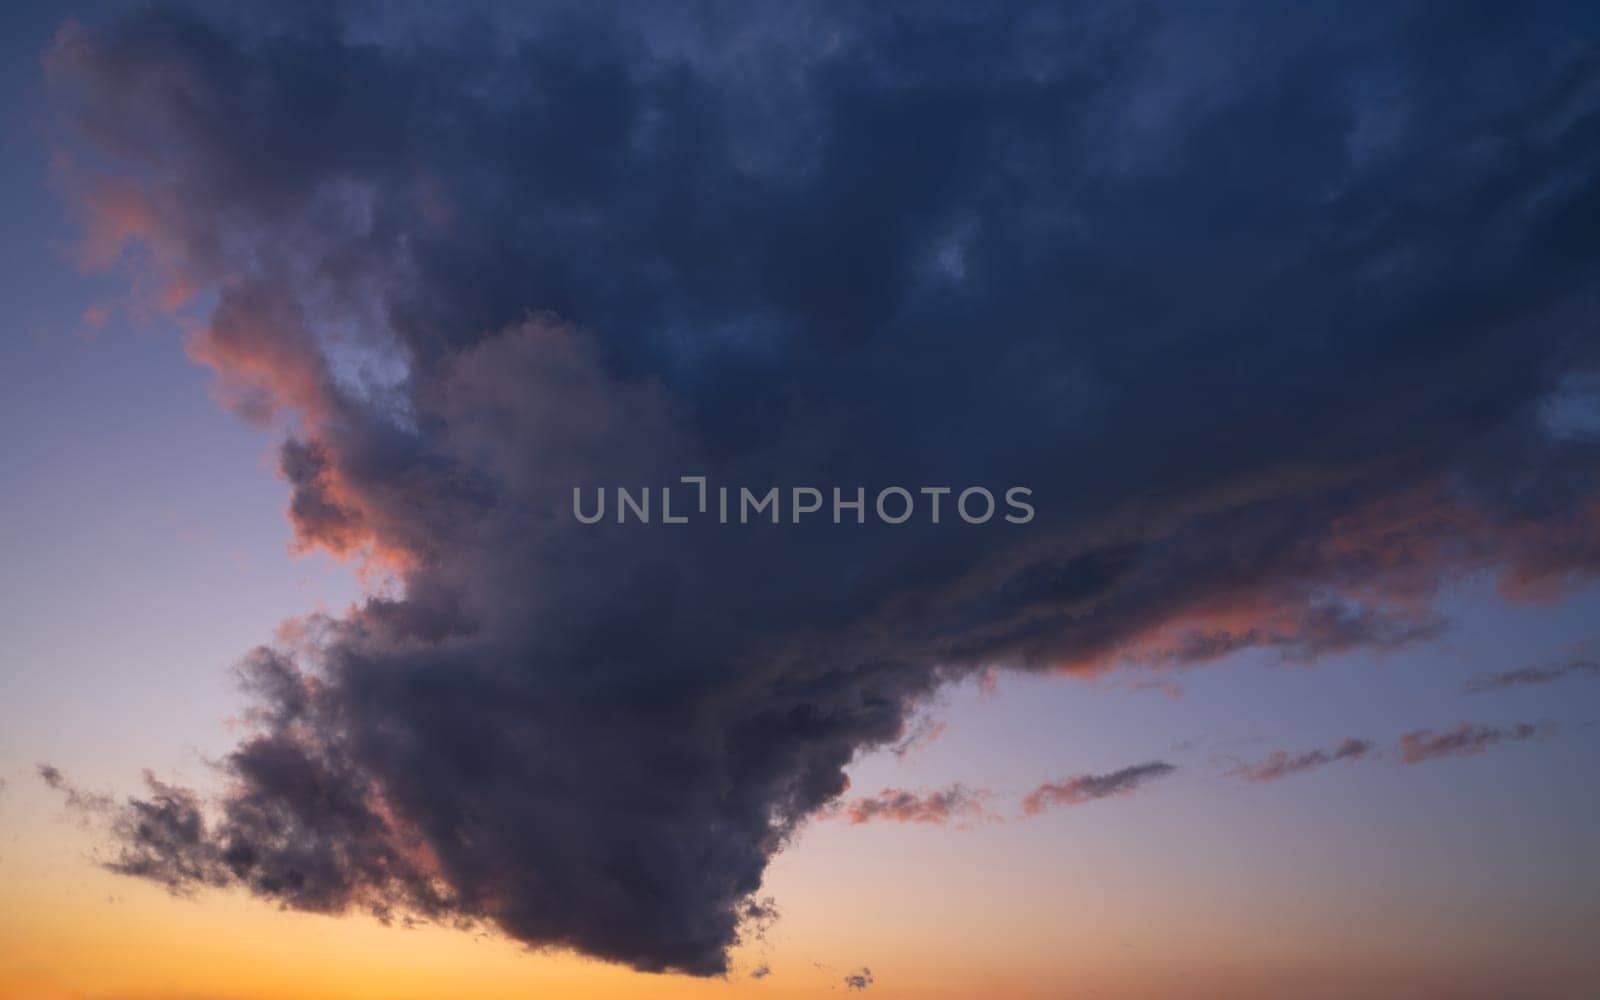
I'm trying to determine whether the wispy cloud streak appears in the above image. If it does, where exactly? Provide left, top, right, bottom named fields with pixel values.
left=1463, top=650, right=1600, bottom=693
left=845, top=785, right=990, bottom=826
left=1021, top=763, right=1176, bottom=815
left=37, top=764, right=113, bottom=812
left=1227, top=739, right=1373, bottom=782
left=1398, top=722, right=1554, bottom=764
left=889, top=718, right=947, bottom=759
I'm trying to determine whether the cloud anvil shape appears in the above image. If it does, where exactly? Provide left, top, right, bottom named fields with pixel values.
left=44, top=0, right=1600, bottom=976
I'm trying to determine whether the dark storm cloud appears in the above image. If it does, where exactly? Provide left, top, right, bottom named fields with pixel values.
left=1397, top=721, right=1554, bottom=764
left=1463, top=646, right=1600, bottom=692
left=1227, top=738, right=1373, bottom=783
left=44, top=0, right=1600, bottom=977
left=1021, top=762, right=1176, bottom=814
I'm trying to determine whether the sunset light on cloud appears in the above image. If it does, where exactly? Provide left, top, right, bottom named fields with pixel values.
left=2, top=2, right=1599, bottom=998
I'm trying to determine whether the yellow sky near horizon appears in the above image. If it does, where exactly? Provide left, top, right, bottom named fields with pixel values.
left=5, top=763, right=1593, bottom=1000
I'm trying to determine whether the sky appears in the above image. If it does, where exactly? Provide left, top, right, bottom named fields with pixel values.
left=2, top=2, right=1599, bottom=998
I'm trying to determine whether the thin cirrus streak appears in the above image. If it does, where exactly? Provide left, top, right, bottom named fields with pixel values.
left=888, top=719, right=947, bottom=759
left=1020, top=763, right=1178, bottom=816
left=1226, top=739, right=1374, bottom=783
left=37, top=763, right=112, bottom=812
left=1228, top=723, right=1558, bottom=781
left=38, top=0, right=1600, bottom=978
left=1463, top=649, right=1600, bottom=693
left=1398, top=722, right=1556, bottom=765
left=816, top=717, right=1556, bottom=825
left=844, top=785, right=992, bottom=826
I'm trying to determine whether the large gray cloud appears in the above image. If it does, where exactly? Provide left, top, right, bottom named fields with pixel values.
left=42, top=0, right=1600, bottom=976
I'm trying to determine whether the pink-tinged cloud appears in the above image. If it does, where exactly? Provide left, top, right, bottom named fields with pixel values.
left=1227, top=738, right=1372, bottom=782
left=1020, top=762, right=1176, bottom=815
left=1397, top=722, right=1554, bottom=764
left=845, top=785, right=990, bottom=826
left=1037, top=481, right=1600, bottom=680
